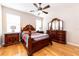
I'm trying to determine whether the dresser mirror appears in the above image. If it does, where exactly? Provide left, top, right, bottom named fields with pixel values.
left=48, top=18, right=63, bottom=30
left=48, top=22, right=51, bottom=30
left=47, top=18, right=66, bottom=44
left=59, top=20, right=63, bottom=30
left=52, top=20, right=59, bottom=30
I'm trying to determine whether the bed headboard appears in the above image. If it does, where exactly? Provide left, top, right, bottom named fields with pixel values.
left=21, top=24, right=35, bottom=32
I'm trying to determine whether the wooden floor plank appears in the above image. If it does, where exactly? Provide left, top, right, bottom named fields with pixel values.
left=0, top=42, right=79, bottom=56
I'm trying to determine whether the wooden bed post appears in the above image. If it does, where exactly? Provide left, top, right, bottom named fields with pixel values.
left=27, top=30, right=32, bottom=56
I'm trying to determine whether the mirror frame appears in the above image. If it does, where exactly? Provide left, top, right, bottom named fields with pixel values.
left=48, top=18, right=63, bottom=30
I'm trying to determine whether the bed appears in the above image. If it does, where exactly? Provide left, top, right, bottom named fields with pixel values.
left=21, top=24, right=52, bottom=56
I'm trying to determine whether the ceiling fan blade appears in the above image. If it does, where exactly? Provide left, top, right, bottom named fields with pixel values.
left=42, top=11, right=48, bottom=14
left=43, top=5, right=50, bottom=10
left=33, top=3, right=38, bottom=8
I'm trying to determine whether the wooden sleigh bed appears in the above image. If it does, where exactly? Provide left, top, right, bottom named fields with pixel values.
left=21, top=24, right=52, bottom=56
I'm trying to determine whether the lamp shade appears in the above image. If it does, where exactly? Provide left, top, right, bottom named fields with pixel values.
left=10, top=26, right=16, bottom=32
left=10, top=26, right=16, bottom=29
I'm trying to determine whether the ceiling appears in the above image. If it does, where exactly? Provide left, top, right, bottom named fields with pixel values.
left=1, top=3, right=79, bottom=17
left=1, top=3, right=52, bottom=17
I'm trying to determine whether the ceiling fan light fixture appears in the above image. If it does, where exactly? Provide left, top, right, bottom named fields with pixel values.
left=30, top=3, right=50, bottom=15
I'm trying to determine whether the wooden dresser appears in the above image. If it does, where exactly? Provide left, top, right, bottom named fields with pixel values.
left=47, top=18, right=66, bottom=44
left=4, top=33, right=20, bottom=46
left=47, top=30, right=66, bottom=44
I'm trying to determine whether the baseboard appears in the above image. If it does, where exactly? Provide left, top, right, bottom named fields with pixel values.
left=67, top=42, right=79, bottom=47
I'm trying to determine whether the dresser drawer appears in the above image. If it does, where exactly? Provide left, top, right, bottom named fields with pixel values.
left=57, top=35, right=65, bottom=38
left=57, top=31, right=66, bottom=35
left=47, top=30, right=66, bottom=44
left=58, top=40, right=66, bottom=44
left=58, top=37, right=65, bottom=40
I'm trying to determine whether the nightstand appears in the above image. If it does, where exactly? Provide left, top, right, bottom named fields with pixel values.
left=4, top=33, right=20, bottom=46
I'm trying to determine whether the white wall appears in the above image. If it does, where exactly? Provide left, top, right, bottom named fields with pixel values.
left=2, top=6, right=37, bottom=34
left=43, top=3, right=79, bottom=45
left=0, top=4, right=2, bottom=36
left=0, top=5, right=2, bottom=46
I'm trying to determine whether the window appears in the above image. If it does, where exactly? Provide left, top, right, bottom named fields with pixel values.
left=6, top=13, right=20, bottom=33
left=36, top=18, right=42, bottom=31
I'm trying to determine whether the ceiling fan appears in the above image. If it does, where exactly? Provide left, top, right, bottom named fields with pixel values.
left=30, top=3, right=50, bottom=15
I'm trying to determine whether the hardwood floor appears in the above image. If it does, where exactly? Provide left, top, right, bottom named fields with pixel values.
left=0, top=42, right=79, bottom=56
